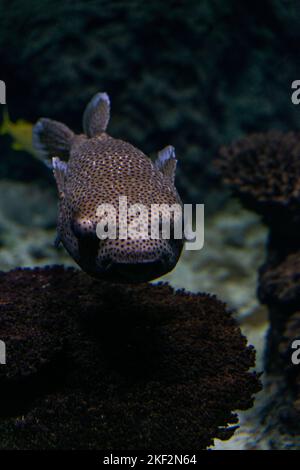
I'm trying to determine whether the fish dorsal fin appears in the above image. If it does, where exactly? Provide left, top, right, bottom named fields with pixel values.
left=52, top=157, right=67, bottom=198
left=155, top=145, right=177, bottom=184
left=82, top=92, right=110, bottom=137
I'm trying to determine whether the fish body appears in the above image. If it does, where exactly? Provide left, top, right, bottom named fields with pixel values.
left=33, top=93, right=183, bottom=282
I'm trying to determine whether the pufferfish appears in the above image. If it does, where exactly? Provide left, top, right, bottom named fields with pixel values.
left=32, top=92, right=184, bottom=282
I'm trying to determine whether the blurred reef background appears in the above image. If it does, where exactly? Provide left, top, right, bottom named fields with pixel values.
left=2, top=0, right=300, bottom=204
left=1, top=0, right=300, bottom=449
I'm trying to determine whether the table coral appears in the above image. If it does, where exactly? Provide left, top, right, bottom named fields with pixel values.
left=216, top=130, right=300, bottom=226
left=0, top=266, right=261, bottom=450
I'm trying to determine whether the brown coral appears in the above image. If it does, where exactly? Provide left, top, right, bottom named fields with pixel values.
left=216, top=130, right=300, bottom=225
left=0, top=266, right=261, bottom=450
left=259, top=252, right=300, bottom=309
left=216, top=130, right=300, bottom=435
left=258, top=253, right=300, bottom=423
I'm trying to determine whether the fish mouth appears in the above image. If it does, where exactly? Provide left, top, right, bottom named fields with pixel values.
left=96, top=257, right=171, bottom=283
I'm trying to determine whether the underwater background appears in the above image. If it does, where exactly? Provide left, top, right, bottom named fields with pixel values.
left=1, top=0, right=300, bottom=450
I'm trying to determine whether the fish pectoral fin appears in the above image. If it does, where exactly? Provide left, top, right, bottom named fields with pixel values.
left=52, top=157, right=67, bottom=198
left=82, top=92, right=110, bottom=137
left=54, top=233, right=61, bottom=248
left=155, top=145, right=177, bottom=184
left=32, top=118, right=74, bottom=162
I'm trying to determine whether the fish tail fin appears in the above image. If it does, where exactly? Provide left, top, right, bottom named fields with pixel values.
left=82, top=92, right=110, bottom=137
left=32, top=118, right=74, bottom=161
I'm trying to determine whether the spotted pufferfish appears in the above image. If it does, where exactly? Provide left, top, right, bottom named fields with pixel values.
left=33, top=92, right=184, bottom=282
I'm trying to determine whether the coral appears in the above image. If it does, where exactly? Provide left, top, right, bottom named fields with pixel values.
left=280, top=311, right=300, bottom=427
left=259, top=252, right=300, bottom=309
left=0, top=266, right=261, bottom=450
left=216, top=129, right=300, bottom=437
left=258, top=252, right=300, bottom=422
left=216, top=130, right=300, bottom=225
